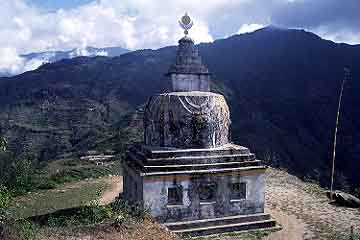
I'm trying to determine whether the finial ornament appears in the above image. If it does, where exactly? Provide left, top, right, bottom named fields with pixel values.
left=179, top=12, right=193, bottom=35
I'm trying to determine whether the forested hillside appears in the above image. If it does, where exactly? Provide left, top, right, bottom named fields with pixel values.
left=1, top=27, right=360, bottom=193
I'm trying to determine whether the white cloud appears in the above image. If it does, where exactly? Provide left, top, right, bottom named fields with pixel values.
left=0, top=48, right=25, bottom=76
left=22, top=57, right=47, bottom=73
left=313, top=25, right=360, bottom=45
left=0, top=0, right=359, bottom=76
left=0, top=47, right=47, bottom=76
left=0, top=0, right=217, bottom=54
left=0, top=0, right=220, bottom=75
left=237, top=23, right=264, bottom=34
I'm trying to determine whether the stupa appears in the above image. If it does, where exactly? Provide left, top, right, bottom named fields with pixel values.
left=123, top=13, right=277, bottom=237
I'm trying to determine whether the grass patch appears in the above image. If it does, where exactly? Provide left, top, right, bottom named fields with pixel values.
left=44, top=205, right=113, bottom=227
left=7, top=198, right=150, bottom=239
left=8, top=180, right=106, bottom=219
left=32, top=159, right=121, bottom=191
left=32, top=198, right=148, bottom=228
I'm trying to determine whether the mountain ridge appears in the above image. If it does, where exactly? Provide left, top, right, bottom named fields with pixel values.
left=0, top=46, right=129, bottom=77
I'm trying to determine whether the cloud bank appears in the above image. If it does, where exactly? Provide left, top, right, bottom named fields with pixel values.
left=1, top=0, right=360, bottom=76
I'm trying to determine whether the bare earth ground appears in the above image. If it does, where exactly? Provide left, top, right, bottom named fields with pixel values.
left=37, top=169, right=360, bottom=240
left=264, top=168, right=360, bottom=240
left=39, top=217, right=179, bottom=240
left=98, top=176, right=123, bottom=205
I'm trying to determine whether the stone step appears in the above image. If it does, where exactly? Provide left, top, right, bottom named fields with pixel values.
left=126, top=151, right=261, bottom=172
left=164, top=213, right=271, bottom=230
left=171, top=220, right=277, bottom=237
left=166, top=216, right=276, bottom=237
left=143, top=160, right=261, bottom=172
left=139, top=144, right=251, bottom=159
left=145, top=153, right=256, bottom=165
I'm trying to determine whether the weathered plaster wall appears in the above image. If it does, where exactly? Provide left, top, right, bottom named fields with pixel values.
left=171, top=73, right=210, bottom=92
left=142, top=172, right=265, bottom=222
left=144, top=92, right=230, bottom=149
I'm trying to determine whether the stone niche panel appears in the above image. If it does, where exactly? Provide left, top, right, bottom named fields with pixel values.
left=144, top=92, right=230, bottom=149
left=142, top=172, right=265, bottom=223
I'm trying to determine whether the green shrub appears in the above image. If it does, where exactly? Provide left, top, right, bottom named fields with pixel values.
left=2, top=219, right=38, bottom=240
left=0, top=136, right=6, bottom=152
left=111, top=198, right=148, bottom=220
left=0, top=185, right=11, bottom=210
left=43, top=198, right=148, bottom=228
left=0, top=153, right=38, bottom=196
left=0, top=185, right=11, bottom=233
left=17, top=219, right=38, bottom=240
left=62, top=158, right=81, bottom=167
left=36, top=181, right=57, bottom=190
left=49, top=166, right=112, bottom=185
left=46, top=204, right=112, bottom=227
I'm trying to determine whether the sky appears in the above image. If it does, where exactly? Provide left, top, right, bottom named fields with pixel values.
left=1, top=0, right=360, bottom=75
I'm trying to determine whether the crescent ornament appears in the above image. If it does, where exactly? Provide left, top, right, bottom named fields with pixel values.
left=179, top=12, right=194, bottom=35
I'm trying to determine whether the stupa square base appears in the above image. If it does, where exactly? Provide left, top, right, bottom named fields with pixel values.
left=123, top=144, right=268, bottom=223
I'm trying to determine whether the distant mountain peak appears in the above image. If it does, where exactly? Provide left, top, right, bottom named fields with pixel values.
left=243, top=25, right=325, bottom=44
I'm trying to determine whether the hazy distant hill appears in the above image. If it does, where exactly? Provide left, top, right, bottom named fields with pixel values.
left=1, top=27, right=360, bottom=193
left=0, top=46, right=129, bottom=77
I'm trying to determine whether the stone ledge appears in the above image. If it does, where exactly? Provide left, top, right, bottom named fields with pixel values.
left=199, top=201, right=217, bottom=205
left=138, top=143, right=251, bottom=158
left=140, top=166, right=267, bottom=177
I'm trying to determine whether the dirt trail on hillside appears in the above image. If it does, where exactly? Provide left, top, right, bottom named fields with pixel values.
left=99, top=176, right=123, bottom=205
left=265, top=168, right=360, bottom=240
left=53, top=175, right=122, bottom=206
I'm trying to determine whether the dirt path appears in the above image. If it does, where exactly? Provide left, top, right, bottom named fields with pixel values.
left=264, top=168, right=360, bottom=240
left=100, top=176, right=123, bottom=205
left=50, top=175, right=123, bottom=206
left=99, top=176, right=123, bottom=205
left=50, top=175, right=122, bottom=206
left=264, top=207, right=309, bottom=240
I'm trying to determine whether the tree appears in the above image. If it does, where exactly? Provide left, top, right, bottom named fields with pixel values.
left=0, top=137, right=6, bottom=152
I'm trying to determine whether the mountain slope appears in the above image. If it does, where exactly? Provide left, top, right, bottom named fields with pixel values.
left=0, top=27, right=360, bottom=193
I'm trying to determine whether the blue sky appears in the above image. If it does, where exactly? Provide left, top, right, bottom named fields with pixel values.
left=26, top=0, right=95, bottom=12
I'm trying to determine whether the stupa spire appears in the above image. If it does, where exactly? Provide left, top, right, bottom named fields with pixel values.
left=167, top=13, right=211, bottom=92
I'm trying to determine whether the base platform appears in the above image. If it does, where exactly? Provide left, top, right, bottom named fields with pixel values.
left=164, top=213, right=278, bottom=237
